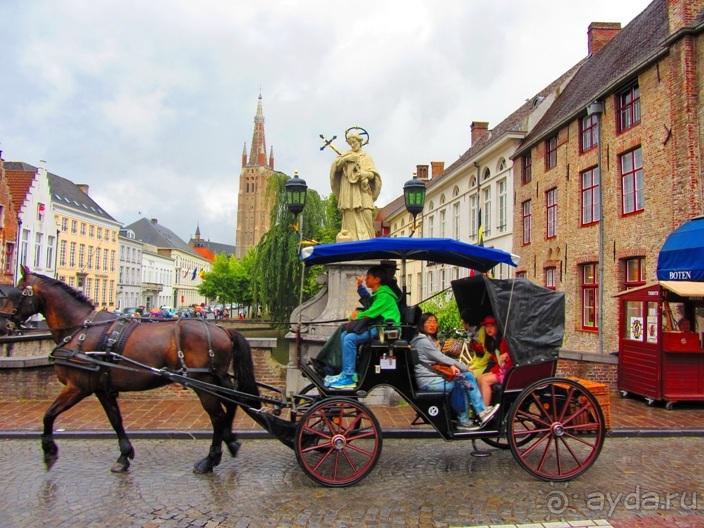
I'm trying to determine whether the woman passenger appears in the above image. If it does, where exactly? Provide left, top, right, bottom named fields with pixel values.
left=475, top=315, right=514, bottom=406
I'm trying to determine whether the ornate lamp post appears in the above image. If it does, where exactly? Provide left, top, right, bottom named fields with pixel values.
left=285, top=171, right=308, bottom=364
left=403, top=172, right=426, bottom=237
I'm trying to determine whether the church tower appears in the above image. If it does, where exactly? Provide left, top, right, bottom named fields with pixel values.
left=235, top=94, right=275, bottom=258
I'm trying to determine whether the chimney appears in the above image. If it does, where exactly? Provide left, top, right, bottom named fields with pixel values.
left=431, top=161, right=445, bottom=179
left=151, top=218, right=158, bottom=224
left=269, top=146, right=274, bottom=170
left=471, top=121, right=489, bottom=145
left=587, top=22, right=621, bottom=56
left=242, top=142, right=247, bottom=167
left=76, top=184, right=89, bottom=195
left=416, top=164, right=429, bottom=181
left=667, top=0, right=698, bottom=35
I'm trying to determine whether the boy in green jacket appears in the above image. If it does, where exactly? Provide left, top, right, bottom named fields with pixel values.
left=325, top=266, right=401, bottom=389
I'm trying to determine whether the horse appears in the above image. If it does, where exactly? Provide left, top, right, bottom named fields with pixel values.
left=0, top=265, right=261, bottom=474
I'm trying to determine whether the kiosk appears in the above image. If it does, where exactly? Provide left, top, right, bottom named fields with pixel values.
left=616, top=216, right=704, bottom=409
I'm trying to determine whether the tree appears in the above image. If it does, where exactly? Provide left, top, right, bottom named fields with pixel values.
left=251, top=172, right=340, bottom=325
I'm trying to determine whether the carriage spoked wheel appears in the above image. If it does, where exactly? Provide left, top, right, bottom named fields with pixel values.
left=294, top=397, right=382, bottom=487
left=508, top=378, right=606, bottom=481
left=481, top=397, right=537, bottom=450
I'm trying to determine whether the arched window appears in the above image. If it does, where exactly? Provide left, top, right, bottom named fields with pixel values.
left=440, top=194, right=446, bottom=204
left=453, top=186, right=460, bottom=197
left=498, top=158, right=507, bottom=171
left=428, top=200, right=435, bottom=211
left=470, top=176, right=477, bottom=188
left=483, top=168, right=491, bottom=181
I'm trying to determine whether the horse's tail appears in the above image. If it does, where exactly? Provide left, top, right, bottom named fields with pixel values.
left=228, top=329, right=261, bottom=409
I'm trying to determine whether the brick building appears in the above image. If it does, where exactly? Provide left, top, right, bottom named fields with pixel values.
left=0, top=152, right=19, bottom=284
left=511, top=0, right=704, bottom=358
left=235, top=94, right=275, bottom=259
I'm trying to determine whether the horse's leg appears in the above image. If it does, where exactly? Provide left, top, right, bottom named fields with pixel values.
left=193, top=391, right=229, bottom=474
left=222, top=401, right=241, bottom=458
left=42, top=383, right=90, bottom=470
left=94, top=389, right=135, bottom=473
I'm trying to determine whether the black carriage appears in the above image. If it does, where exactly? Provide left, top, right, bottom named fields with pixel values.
left=252, top=237, right=607, bottom=487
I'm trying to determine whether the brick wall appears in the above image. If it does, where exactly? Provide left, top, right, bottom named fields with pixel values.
left=556, top=358, right=618, bottom=390
left=0, top=346, right=286, bottom=401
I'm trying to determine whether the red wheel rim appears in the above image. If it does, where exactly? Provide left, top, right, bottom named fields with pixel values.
left=295, top=398, right=382, bottom=487
left=508, top=379, right=605, bottom=481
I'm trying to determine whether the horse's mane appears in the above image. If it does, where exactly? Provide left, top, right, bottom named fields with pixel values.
left=31, top=272, right=96, bottom=308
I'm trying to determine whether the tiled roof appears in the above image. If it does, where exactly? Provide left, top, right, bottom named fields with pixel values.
left=515, top=0, right=670, bottom=155
left=125, top=217, right=200, bottom=257
left=4, top=166, right=35, bottom=213
left=189, top=239, right=237, bottom=258
left=4, top=161, right=117, bottom=222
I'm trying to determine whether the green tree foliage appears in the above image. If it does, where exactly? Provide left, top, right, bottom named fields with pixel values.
left=250, top=172, right=339, bottom=325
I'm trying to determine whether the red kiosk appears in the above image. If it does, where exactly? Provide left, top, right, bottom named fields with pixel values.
left=616, top=216, right=704, bottom=409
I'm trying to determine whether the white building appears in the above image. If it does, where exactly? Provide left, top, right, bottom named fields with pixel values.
left=117, top=229, right=144, bottom=310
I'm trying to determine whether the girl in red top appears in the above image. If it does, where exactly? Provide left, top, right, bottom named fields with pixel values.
left=476, top=315, right=514, bottom=406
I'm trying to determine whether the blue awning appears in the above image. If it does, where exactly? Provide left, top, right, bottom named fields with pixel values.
left=656, top=216, right=704, bottom=281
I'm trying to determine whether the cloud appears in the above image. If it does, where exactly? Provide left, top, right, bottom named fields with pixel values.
left=0, top=0, right=651, bottom=245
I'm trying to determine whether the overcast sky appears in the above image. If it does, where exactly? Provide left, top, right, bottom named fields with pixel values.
left=0, top=0, right=651, bottom=245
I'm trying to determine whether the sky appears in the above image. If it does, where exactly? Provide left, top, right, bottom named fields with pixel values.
left=0, top=0, right=652, bottom=246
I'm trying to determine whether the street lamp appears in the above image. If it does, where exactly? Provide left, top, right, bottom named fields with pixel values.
left=403, top=172, right=426, bottom=237
left=586, top=100, right=604, bottom=355
left=285, top=171, right=309, bottom=365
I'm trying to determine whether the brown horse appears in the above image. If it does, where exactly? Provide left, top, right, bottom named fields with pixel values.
left=0, top=265, right=260, bottom=473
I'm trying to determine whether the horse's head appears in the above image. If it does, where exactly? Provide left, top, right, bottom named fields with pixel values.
left=0, top=265, right=42, bottom=333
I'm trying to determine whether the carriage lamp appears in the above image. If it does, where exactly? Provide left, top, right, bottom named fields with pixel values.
left=403, top=173, right=426, bottom=236
left=285, top=171, right=308, bottom=217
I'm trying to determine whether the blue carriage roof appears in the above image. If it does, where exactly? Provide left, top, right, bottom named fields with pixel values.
left=656, top=216, right=704, bottom=282
left=300, top=237, right=520, bottom=272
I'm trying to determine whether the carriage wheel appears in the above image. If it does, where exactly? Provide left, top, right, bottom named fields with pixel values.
left=508, top=378, right=605, bottom=481
left=481, top=396, right=537, bottom=450
left=295, top=397, right=382, bottom=487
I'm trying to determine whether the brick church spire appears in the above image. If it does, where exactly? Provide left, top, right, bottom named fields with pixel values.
left=247, top=93, right=271, bottom=168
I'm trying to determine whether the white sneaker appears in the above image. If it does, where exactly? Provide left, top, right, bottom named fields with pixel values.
left=478, top=404, right=500, bottom=426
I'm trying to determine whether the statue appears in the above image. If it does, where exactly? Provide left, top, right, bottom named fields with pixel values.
left=323, top=127, right=382, bottom=242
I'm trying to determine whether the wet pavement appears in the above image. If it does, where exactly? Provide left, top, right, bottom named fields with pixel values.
left=1, top=436, right=702, bottom=527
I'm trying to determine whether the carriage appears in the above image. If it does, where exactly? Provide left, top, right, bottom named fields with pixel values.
left=0, top=238, right=606, bottom=488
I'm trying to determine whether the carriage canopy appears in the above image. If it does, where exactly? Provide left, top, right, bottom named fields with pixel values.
left=452, top=275, right=565, bottom=366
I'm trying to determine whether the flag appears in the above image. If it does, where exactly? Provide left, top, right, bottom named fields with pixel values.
left=183, top=269, right=190, bottom=278
left=191, top=267, right=198, bottom=280
left=477, top=207, right=484, bottom=246
left=199, top=269, right=205, bottom=280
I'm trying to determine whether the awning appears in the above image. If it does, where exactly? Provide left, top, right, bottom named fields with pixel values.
left=656, top=215, right=704, bottom=281
left=660, top=281, right=704, bottom=297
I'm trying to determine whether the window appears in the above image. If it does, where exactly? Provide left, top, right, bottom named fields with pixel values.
left=621, top=147, right=644, bottom=215
left=94, top=279, right=100, bottom=302
left=618, top=84, right=640, bottom=132
left=34, top=233, right=43, bottom=268
left=482, top=187, right=492, bottom=237
left=516, top=271, right=527, bottom=279
left=71, top=220, right=77, bottom=234
left=483, top=168, right=490, bottom=181
left=545, top=267, right=557, bottom=290
left=97, top=227, right=102, bottom=240
left=85, top=278, right=92, bottom=298
left=453, top=203, right=460, bottom=239
left=104, top=249, right=109, bottom=271
left=428, top=215, right=435, bottom=238
left=95, top=247, right=100, bottom=270
left=522, top=153, right=532, bottom=184
left=69, top=242, right=76, bottom=267
left=545, top=136, right=558, bottom=169
left=546, top=188, right=558, bottom=239
left=624, top=257, right=646, bottom=289
left=522, top=200, right=532, bottom=245
left=80, top=223, right=86, bottom=236
left=582, top=263, right=599, bottom=330
left=110, top=250, right=115, bottom=272
left=498, top=158, right=507, bottom=171
left=581, top=114, right=599, bottom=152
left=581, top=167, right=601, bottom=225
left=88, top=246, right=94, bottom=269
left=37, top=203, right=45, bottom=221
left=439, top=210, right=446, bottom=238
left=78, top=244, right=85, bottom=268
left=46, top=235, right=55, bottom=269
left=20, top=229, right=29, bottom=265
left=5, top=243, right=15, bottom=273
left=470, top=195, right=479, bottom=240
left=61, top=218, right=68, bottom=232
left=498, top=180, right=507, bottom=232
left=59, top=240, right=67, bottom=266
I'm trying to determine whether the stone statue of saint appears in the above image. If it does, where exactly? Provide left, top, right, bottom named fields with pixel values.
left=329, top=132, right=382, bottom=242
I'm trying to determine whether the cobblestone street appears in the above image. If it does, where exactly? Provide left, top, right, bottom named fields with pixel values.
left=1, top=436, right=702, bottom=527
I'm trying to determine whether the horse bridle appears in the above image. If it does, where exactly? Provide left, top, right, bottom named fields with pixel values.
left=0, top=277, right=39, bottom=331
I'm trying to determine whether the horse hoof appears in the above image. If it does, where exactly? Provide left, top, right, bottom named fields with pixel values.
left=44, top=454, right=58, bottom=471
left=226, top=440, right=241, bottom=458
left=110, top=461, right=130, bottom=473
left=193, top=459, right=214, bottom=474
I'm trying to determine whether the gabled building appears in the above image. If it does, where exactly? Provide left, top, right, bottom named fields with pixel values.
left=235, top=94, right=275, bottom=258
left=189, top=224, right=237, bottom=262
left=5, top=160, right=57, bottom=280
left=0, top=152, right=19, bottom=284
left=511, top=0, right=704, bottom=356
left=125, top=217, right=210, bottom=308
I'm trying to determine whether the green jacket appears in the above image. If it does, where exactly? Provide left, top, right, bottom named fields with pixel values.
left=356, top=285, right=401, bottom=325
